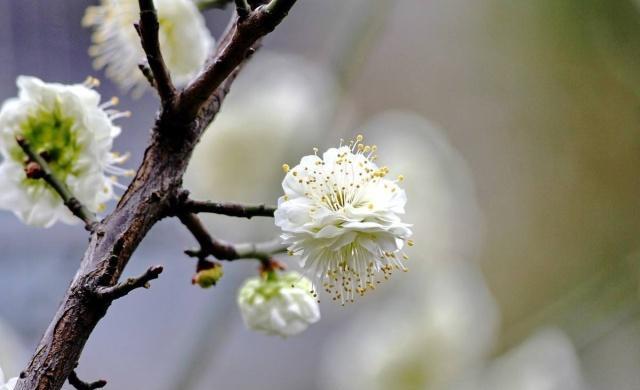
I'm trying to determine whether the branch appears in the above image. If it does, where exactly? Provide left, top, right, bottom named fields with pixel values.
left=182, top=199, right=275, bottom=219
left=136, top=0, right=176, bottom=106
left=179, top=213, right=286, bottom=261
left=15, top=136, right=97, bottom=230
left=235, top=0, right=251, bottom=17
left=17, top=1, right=298, bottom=387
left=177, top=0, right=298, bottom=119
left=95, top=265, right=164, bottom=301
left=68, top=371, right=107, bottom=390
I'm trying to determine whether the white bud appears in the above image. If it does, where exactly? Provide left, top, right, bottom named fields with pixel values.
left=237, top=272, right=320, bottom=337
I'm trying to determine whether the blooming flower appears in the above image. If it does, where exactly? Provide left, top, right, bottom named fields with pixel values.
left=237, top=272, right=320, bottom=337
left=83, top=0, right=214, bottom=95
left=275, top=136, right=413, bottom=304
left=0, top=366, right=17, bottom=390
left=0, top=76, right=130, bottom=227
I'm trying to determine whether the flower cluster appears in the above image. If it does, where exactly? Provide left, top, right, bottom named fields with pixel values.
left=83, top=0, right=214, bottom=95
left=275, top=136, right=413, bottom=304
left=0, top=76, right=129, bottom=227
left=237, top=271, right=320, bottom=337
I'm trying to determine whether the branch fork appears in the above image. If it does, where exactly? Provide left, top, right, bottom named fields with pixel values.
left=16, top=0, right=299, bottom=388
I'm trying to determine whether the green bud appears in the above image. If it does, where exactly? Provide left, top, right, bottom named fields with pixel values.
left=192, top=263, right=224, bottom=288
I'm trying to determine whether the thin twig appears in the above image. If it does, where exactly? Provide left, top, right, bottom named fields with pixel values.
left=182, top=199, right=275, bottom=219
left=95, top=265, right=164, bottom=301
left=177, top=0, right=298, bottom=119
left=15, top=136, right=97, bottom=230
left=179, top=213, right=286, bottom=261
left=68, top=371, right=107, bottom=390
left=136, top=0, right=176, bottom=106
left=235, top=0, right=251, bottom=17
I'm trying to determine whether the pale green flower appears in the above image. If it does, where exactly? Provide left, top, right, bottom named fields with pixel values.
left=238, top=272, right=320, bottom=337
left=0, top=76, right=129, bottom=227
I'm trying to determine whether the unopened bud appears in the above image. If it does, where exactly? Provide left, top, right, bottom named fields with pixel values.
left=192, top=263, right=224, bottom=288
left=24, top=162, right=44, bottom=179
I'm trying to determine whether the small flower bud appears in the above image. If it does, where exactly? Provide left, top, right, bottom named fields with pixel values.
left=192, top=263, right=224, bottom=288
left=24, top=161, right=44, bottom=179
left=237, top=271, right=320, bottom=337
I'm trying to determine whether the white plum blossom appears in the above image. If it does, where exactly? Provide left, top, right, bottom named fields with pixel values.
left=0, top=76, right=130, bottom=227
left=275, top=136, right=413, bottom=303
left=0, top=366, right=17, bottom=390
left=83, top=0, right=214, bottom=95
left=237, top=272, right=320, bottom=337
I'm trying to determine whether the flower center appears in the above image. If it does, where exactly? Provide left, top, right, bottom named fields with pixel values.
left=10, top=103, right=84, bottom=186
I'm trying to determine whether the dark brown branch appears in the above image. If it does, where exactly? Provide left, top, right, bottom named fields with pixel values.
left=177, top=0, right=298, bottom=119
left=235, top=0, right=251, bottom=17
left=179, top=213, right=286, bottom=261
left=68, top=371, right=107, bottom=390
left=182, top=199, right=275, bottom=219
left=15, top=136, right=97, bottom=231
left=16, top=2, right=297, bottom=388
left=136, top=0, right=176, bottom=106
left=94, top=265, right=164, bottom=301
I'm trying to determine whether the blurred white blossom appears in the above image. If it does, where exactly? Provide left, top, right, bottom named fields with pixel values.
left=0, top=320, right=26, bottom=385
left=83, top=0, right=214, bottom=95
left=0, top=76, right=129, bottom=227
left=0, top=366, right=17, bottom=390
left=452, top=328, right=589, bottom=390
left=275, top=137, right=413, bottom=304
left=320, top=259, right=499, bottom=390
left=362, top=111, right=484, bottom=265
left=237, top=271, right=320, bottom=337
left=185, top=52, right=338, bottom=208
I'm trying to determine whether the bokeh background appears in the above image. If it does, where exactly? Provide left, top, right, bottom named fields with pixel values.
left=1, top=0, right=640, bottom=389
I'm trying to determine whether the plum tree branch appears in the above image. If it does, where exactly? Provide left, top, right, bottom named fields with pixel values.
left=67, top=371, right=107, bottom=390
left=179, top=213, right=286, bottom=261
left=15, top=0, right=298, bottom=388
left=94, top=265, right=164, bottom=301
left=177, top=0, right=298, bottom=119
left=15, top=135, right=97, bottom=231
left=181, top=198, right=276, bottom=218
left=136, top=0, right=176, bottom=107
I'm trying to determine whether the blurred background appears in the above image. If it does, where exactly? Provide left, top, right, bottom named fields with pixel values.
left=1, top=0, right=640, bottom=389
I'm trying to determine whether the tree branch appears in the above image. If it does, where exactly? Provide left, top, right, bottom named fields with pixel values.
left=136, top=0, right=176, bottom=106
left=15, top=135, right=97, bottom=231
left=182, top=199, right=275, bottom=219
left=68, top=371, right=107, bottom=390
left=16, top=1, right=298, bottom=387
left=235, top=0, right=251, bottom=17
left=94, top=265, right=164, bottom=301
left=177, top=0, right=298, bottom=119
left=179, top=213, right=286, bottom=261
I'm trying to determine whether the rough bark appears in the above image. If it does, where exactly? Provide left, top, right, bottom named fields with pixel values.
left=15, top=0, right=298, bottom=388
